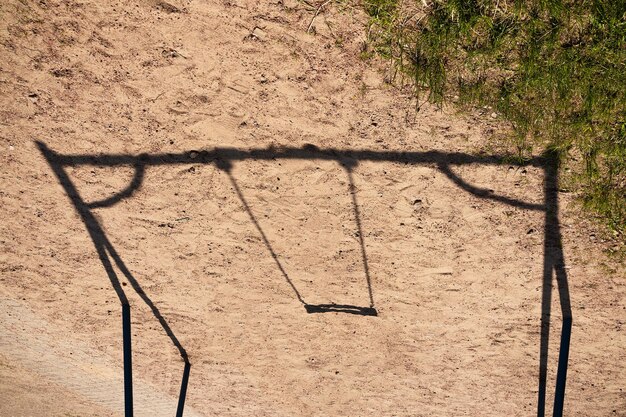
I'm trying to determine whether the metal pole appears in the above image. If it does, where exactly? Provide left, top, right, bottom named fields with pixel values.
left=553, top=317, right=572, bottom=417
left=176, top=362, right=191, bottom=417
left=122, top=302, right=133, bottom=417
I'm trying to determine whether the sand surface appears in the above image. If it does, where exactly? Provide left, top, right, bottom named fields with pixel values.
left=1, top=0, right=625, bottom=416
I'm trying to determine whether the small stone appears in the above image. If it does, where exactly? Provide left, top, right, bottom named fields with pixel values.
left=245, top=27, right=266, bottom=41
left=161, top=48, right=180, bottom=58
left=490, top=112, right=497, bottom=118
left=155, top=1, right=181, bottom=13
left=51, top=68, right=72, bottom=77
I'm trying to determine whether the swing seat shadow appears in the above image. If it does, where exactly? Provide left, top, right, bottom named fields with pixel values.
left=305, top=303, right=378, bottom=316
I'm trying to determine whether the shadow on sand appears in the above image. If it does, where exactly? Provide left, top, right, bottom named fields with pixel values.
left=37, top=141, right=571, bottom=417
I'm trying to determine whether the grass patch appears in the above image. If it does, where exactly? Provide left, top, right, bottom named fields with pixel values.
left=363, top=0, right=626, bottom=238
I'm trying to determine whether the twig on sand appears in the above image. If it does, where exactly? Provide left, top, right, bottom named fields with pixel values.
left=150, top=91, right=166, bottom=102
left=307, top=0, right=331, bottom=34
left=227, top=85, right=246, bottom=94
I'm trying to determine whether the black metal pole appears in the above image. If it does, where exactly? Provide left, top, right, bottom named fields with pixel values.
left=176, top=361, right=191, bottom=417
left=122, top=302, right=133, bottom=417
left=553, top=316, right=572, bottom=416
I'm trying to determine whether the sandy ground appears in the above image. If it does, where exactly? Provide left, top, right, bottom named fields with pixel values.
left=1, top=0, right=625, bottom=416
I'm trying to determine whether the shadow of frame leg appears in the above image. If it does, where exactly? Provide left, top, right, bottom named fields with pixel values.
left=546, top=152, right=573, bottom=417
left=538, top=151, right=572, bottom=417
left=37, top=141, right=192, bottom=417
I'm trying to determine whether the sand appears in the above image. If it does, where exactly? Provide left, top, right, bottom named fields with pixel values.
left=1, top=0, right=625, bottom=416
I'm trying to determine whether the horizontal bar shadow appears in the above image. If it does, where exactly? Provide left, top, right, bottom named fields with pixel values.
left=305, top=304, right=378, bottom=316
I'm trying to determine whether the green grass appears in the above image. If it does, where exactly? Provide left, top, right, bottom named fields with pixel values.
left=363, top=0, right=626, bottom=238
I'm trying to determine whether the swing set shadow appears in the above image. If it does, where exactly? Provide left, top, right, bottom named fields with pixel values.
left=37, top=141, right=571, bottom=417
